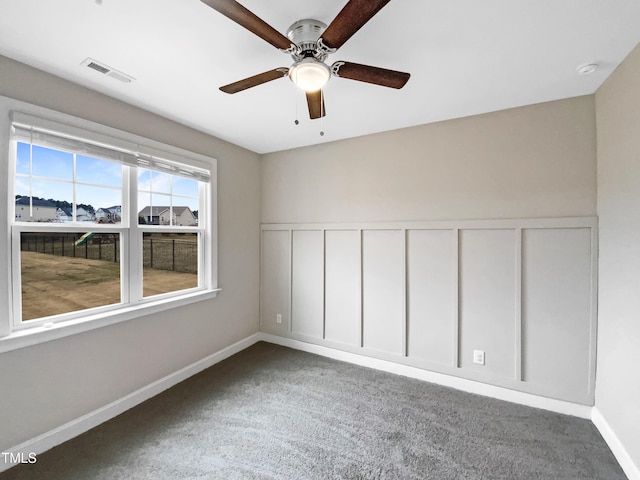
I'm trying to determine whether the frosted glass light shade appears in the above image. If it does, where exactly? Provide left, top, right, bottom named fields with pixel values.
left=289, top=58, right=331, bottom=92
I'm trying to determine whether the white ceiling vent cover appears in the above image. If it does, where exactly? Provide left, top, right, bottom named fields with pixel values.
left=81, top=58, right=135, bottom=83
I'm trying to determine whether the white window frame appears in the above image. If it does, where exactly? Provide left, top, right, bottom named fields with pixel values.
left=0, top=108, right=219, bottom=352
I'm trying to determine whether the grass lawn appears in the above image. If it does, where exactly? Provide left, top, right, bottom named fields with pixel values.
left=20, top=251, right=197, bottom=321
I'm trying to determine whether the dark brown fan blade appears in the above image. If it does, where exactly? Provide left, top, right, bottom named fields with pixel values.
left=220, top=68, right=288, bottom=94
left=320, top=0, right=392, bottom=51
left=332, top=61, right=410, bottom=89
left=201, top=0, right=294, bottom=51
left=306, top=90, right=326, bottom=119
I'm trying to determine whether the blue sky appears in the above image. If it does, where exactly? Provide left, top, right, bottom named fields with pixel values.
left=16, top=142, right=199, bottom=212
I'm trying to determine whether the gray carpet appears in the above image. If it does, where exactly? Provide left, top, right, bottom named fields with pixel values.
left=0, top=342, right=626, bottom=479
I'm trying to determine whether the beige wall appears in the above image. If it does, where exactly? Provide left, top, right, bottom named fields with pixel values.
left=262, top=96, right=597, bottom=223
left=595, top=42, right=640, bottom=473
left=0, top=55, right=261, bottom=450
left=259, top=93, right=599, bottom=408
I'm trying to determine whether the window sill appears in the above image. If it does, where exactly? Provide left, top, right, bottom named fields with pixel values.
left=0, top=288, right=221, bottom=354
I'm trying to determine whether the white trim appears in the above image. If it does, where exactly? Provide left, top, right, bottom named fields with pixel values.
left=452, top=228, right=460, bottom=368
left=514, top=227, right=523, bottom=381
left=4, top=102, right=217, bottom=339
left=0, top=332, right=262, bottom=474
left=288, top=229, right=293, bottom=333
left=588, top=224, right=599, bottom=395
left=4, top=332, right=634, bottom=478
left=0, top=289, right=221, bottom=353
left=359, top=228, right=364, bottom=348
left=592, top=407, right=640, bottom=480
left=401, top=228, right=408, bottom=357
left=261, top=216, right=598, bottom=232
left=259, top=333, right=593, bottom=419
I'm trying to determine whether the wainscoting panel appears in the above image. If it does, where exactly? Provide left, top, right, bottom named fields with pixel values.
left=260, top=230, right=290, bottom=335
left=522, top=227, right=594, bottom=402
left=406, top=229, right=456, bottom=366
left=291, top=230, right=324, bottom=338
left=324, top=230, right=361, bottom=347
left=260, top=217, right=598, bottom=405
left=362, top=230, right=405, bottom=355
left=459, top=229, right=517, bottom=380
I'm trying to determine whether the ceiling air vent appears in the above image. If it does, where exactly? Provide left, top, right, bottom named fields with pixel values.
left=81, top=58, right=135, bottom=83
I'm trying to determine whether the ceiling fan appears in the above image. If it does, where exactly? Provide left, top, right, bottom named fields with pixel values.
left=201, top=0, right=411, bottom=120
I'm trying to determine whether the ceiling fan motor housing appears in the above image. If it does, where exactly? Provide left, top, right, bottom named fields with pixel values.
left=287, top=19, right=328, bottom=61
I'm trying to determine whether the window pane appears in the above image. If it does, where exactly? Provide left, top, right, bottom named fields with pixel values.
left=15, top=176, right=30, bottom=198
left=137, top=168, right=172, bottom=194
left=138, top=194, right=172, bottom=225
left=32, top=145, right=73, bottom=180
left=174, top=196, right=199, bottom=212
left=137, top=190, right=152, bottom=224
left=149, top=170, right=172, bottom=194
left=77, top=184, right=122, bottom=224
left=143, top=232, right=198, bottom=297
left=15, top=179, right=72, bottom=223
left=153, top=194, right=172, bottom=225
left=15, top=197, right=58, bottom=222
left=137, top=169, right=201, bottom=227
left=76, top=155, right=122, bottom=187
left=31, top=178, right=72, bottom=204
left=137, top=168, right=151, bottom=192
left=20, top=232, right=121, bottom=321
left=172, top=176, right=198, bottom=198
left=16, top=142, right=30, bottom=175
left=138, top=196, right=200, bottom=226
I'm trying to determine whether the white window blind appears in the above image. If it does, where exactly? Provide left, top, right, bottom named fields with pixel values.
left=11, top=113, right=210, bottom=182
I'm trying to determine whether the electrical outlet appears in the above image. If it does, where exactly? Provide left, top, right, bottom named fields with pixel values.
left=473, top=350, right=485, bottom=365
left=276, top=314, right=282, bottom=324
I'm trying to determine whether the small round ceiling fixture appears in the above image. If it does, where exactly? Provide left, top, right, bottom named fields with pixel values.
left=577, top=63, right=599, bottom=75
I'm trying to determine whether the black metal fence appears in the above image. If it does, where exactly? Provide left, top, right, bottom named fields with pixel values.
left=20, top=233, right=119, bottom=262
left=143, top=235, right=198, bottom=274
left=20, top=233, right=197, bottom=274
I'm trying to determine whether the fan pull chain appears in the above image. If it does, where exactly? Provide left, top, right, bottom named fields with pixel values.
left=320, top=89, right=325, bottom=136
left=294, top=70, right=299, bottom=125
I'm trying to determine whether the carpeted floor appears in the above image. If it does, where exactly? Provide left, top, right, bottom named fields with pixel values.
left=0, top=342, right=626, bottom=479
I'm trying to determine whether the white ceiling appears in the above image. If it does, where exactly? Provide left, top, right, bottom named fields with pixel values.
left=1, top=0, right=639, bottom=154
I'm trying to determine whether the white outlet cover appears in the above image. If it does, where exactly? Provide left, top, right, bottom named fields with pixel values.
left=473, top=350, right=485, bottom=365
left=276, top=314, right=282, bottom=324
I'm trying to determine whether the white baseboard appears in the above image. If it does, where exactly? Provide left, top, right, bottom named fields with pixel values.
left=0, top=332, right=262, bottom=474
left=6, top=332, right=633, bottom=478
left=259, top=333, right=593, bottom=419
left=592, top=407, right=640, bottom=480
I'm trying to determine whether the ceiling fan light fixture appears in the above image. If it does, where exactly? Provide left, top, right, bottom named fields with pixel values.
left=289, top=58, right=331, bottom=92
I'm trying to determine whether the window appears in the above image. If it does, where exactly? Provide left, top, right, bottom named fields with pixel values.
left=7, top=112, right=216, bottom=331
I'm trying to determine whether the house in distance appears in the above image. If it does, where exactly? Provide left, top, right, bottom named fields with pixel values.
left=15, top=197, right=56, bottom=222
left=138, top=206, right=197, bottom=226
left=95, top=206, right=122, bottom=223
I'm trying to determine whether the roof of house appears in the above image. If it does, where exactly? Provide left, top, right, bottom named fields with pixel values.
left=138, top=206, right=193, bottom=217
left=96, top=206, right=121, bottom=213
left=16, top=197, right=56, bottom=207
